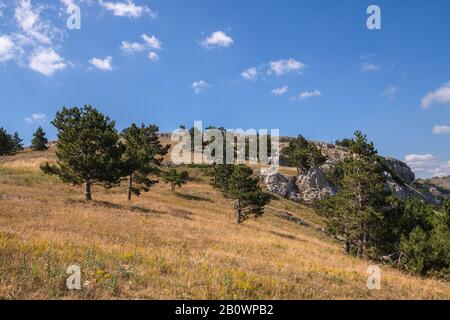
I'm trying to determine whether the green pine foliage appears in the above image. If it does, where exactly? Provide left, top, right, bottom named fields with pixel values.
left=0, top=128, right=23, bottom=155
left=316, top=131, right=388, bottom=257
left=211, top=164, right=270, bottom=224
left=122, top=123, right=169, bottom=201
left=317, top=131, right=450, bottom=278
left=162, top=168, right=190, bottom=192
left=281, top=135, right=326, bottom=175
left=31, top=126, right=49, bottom=151
left=41, top=105, right=125, bottom=201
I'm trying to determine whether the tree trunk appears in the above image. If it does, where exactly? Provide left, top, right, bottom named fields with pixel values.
left=235, top=200, right=242, bottom=224
left=171, top=183, right=175, bottom=193
left=127, top=174, right=133, bottom=201
left=84, top=181, right=92, bottom=201
left=357, top=178, right=364, bottom=258
left=345, top=240, right=350, bottom=255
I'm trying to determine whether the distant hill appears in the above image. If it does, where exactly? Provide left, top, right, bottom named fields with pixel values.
left=428, top=175, right=450, bottom=190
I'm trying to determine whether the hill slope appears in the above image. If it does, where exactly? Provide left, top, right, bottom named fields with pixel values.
left=0, top=148, right=449, bottom=299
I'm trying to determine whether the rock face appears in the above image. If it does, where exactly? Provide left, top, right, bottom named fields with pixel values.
left=296, top=168, right=337, bottom=205
left=265, top=169, right=336, bottom=205
left=264, top=173, right=301, bottom=202
left=384, top=157, right=415, bottom=184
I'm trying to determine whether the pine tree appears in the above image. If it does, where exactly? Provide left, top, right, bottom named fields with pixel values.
left=281, top=135, right=326, bottom=175
left=213, top=165, right=270, bottom=224
left=41, top=105, right=125, bottom=201
left=0, top=128, right=14, bottom=155
left=316, top=131, right=386, bottom=257
left=11, top=132, right=23, bottom=152
left=162, top=168, right=190, bottom=192
left=122, top=123, right=169, bottom=201
left=31, top=127, right=49, bottom=151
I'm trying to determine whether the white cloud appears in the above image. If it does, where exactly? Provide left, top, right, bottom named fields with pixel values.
left=0, top=35, right=18, bottom=63
left=25, top=113, right=46, bottom=124
left=421, top=81, right=450, bottom=109
left=120, top=41, right=145, bottom=54
left=297, top=90, right=322, bottom=100
left=142, top=34, right=161, bottom=50
left=268, top=58, right=306, bottom=76
left=192, top=80, right=210, bottom=94
left=382, top=85, right=398, bottom=102
left=15, top=0, right=55, bottom=45
left=405, top=153, right=450, bottom=178
left=432, top=125, right=450, bottom=135
left=89, top=56, right=113, bottom=71
left=148, top=51, right=159, bottom=62
left=271, top=86, right=289, bottom=96
left=201, top=31, right=233, bottom=49
left=29, top=48, right=66, bottom=77
left=99, top=0, right=157, bottom=18
left=241, top=67, right=258, bottom=81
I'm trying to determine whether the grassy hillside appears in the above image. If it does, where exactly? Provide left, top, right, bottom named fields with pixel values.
left=0, top=148, right=449, bottom=300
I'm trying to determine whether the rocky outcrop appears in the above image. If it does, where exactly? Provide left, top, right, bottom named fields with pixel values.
left=264, top=173, right=301, bottom=202
left=265, top=169, right=336, bottom=205
left=296, top=168, right=337, bottom=205
left=384, top=157, right=415, bottom=184
left=271, top=140, right=448, bottom=206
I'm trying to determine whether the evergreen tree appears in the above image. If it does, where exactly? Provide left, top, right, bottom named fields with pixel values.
left=31, top=127, right=49, bottom=151
left=213, top=165, right=270, bottom=224
left=316, top=131, right=386, bottom=257
left=210, top=164, right=234, bottom=191
left=281, top=135, right=326, bottom=175
left=41, top=105, right=124, bottom=201
left=0, top=128, right=14, bottom=155
left=11, top=132, right=23, bottom=152
left=162, top=168, right=190, bottom=192
left=122, top=123, right=169, bottom=201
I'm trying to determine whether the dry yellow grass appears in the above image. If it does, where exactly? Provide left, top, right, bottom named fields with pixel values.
left=0, top=150, right=449, bottom=300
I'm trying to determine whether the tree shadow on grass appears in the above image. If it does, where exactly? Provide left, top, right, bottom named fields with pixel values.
left=174, top=191, right=213, bottom=203
left=66, top=198, right=158, bottom=214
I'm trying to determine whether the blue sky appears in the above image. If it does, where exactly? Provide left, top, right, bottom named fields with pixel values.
left=0, top=0, right=450, bottom=178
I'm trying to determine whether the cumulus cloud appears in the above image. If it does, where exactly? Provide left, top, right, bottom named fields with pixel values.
left=201, top=31, right=233, bottom=49
left=142, top=34, right=161, bottom=50
left=421, top=81, right=450, bottom=109
left=297, top=90, right=322, bottom=100
left=405, top=153, right=450, bottom=178
left=271, top=86, right=289, bottom=96
left=29, top=48, right=66, bottom=77
left=99, top=0, right=157, bottom=18
left=268, top=58, right=306, bottom=76
left=148, top=51, right=158, bottom=62
left=432, top=125, right=450, bottom=135
left=192, top=80, right=210, bottom=94
left=241, top=67, right=258, bottom=81
left=25, top=113, right=47, bottom=124
left=89, top=56, right=113, bottom=71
